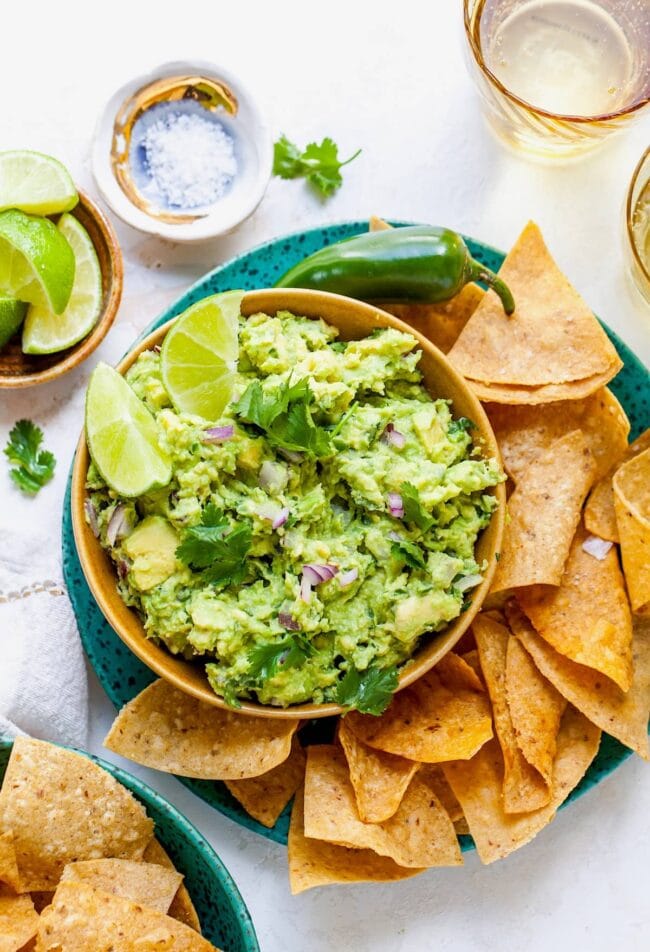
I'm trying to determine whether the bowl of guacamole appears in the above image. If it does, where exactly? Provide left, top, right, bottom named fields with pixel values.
left=72, top=289, right=505, bottom=717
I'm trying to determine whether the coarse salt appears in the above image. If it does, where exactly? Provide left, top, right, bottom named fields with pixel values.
left=142, top=112, right=237, bottom=208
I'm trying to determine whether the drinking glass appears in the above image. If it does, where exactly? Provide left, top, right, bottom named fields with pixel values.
left=464, top=0, right=650, bottom=160
left=625, top=145, right=650, bottom=304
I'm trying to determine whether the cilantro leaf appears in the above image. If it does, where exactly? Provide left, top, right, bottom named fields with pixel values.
left=391, top=539, right=427, bottom=570
left=401, top=482, right=434, bottom=533
left=336, top=665, right=399, bottom=715
left=448, top=417, right=476, bottom=442
left=4, top=419, right=56, bottom=495
left=247, top=634, right=312, bottom=682
left=175, top=505, right=229, bottom=568
left=235, top=377, right=332, bottom=458
left=272, top=135, right=361, bottom=198
left=177, top=506, right=252, bottom=587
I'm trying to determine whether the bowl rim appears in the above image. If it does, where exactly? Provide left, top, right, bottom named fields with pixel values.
left=91, top=58, right=273, bottom=243
left=71, top=287, right=505, bottom=719
left=0, top=737, right=260, bottom=951
left=0, top=188, right=124, bottom=389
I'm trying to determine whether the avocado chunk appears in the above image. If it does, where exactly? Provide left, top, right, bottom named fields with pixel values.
left=394, top=594, right=437, bottom=640
left=123, top=516, right=179, bottom=592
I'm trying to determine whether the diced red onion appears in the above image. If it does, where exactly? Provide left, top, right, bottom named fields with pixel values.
left=387, top=492, right=404, bottom=519
left=455, top=573, right=483, bottom=593
left=279, top=612, right=300, bottom=631
left=203, top=425, right=234, bottom=444
left=279, top=448, right=303, bottom=464
left=339, top=568, right=359, bottom=587
left=272, top=507, right=290, bottom=529
left=303, top=563, right=339, bottom=585
left=259, top=460, right=288, bottom=493
left=582, top=536, right=614, bottom=561
left=382, top=423, right=406, bottom=449
left=84, top=499, right=100, bottom=538
left=106, top=503, right=130, bottom=547
left=300, top=574, right=312, bottom=603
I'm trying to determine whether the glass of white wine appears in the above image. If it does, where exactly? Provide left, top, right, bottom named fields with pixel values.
left=464, top=0, right=650, bottom=160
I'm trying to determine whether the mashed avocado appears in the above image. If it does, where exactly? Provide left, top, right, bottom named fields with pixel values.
left=86, top=310, right=502, bottom=710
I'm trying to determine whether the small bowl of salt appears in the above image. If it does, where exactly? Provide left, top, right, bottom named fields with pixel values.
left=92, top=60, right=272, bottom=242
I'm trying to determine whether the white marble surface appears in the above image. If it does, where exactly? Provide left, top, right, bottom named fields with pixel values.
left=1, top=2, right=649, bottom=949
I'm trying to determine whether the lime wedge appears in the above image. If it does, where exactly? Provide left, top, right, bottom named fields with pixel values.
left=0, top=296, right=27, bottom=349
left=0, top=150, right=78, bottom=215
left=161, top=291, right=242, bottom=420
left=85, top=363, right=172, bottom=497
left=0, top=209, right=75, bottom=314
left=23, top=214, right=102, bottom=354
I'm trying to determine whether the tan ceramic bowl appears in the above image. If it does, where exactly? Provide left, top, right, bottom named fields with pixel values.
left=71, top=288, right=505, bottom=719
left=0, top=190, right=123, bottom=388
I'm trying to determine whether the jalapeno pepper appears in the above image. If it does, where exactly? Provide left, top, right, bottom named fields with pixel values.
left=275, top=224, right=515, bottom=315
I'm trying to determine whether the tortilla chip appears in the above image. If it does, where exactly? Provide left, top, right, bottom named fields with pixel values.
left=380, top=284, right=485, bottom=355
left=345, top=653, right=493, bottom=763
left=0, top=738, right=153, bottom=891
left=368, top=216, right=392, bottom=232
left=0, top=886, right=38, bottom=952
left=288, top=788, right=423, bottom=894
left=36, top=881, right=217, bottom=950
left=517, top=523, right=633, bottom=691
left=505, top=635, right=566, bottom=785
left=454, top=817, right=470, bottom=835
left=104, top=679, right=299, bottom=780
left=474, top=615, right=550, bottom=812
left=585, top=429, right=650, bottom=542
left=143, top=840, right=200, bottom=933
left=0, top=832, right=22, bottom=894
left=443, top=706, right=600, bottom=863
left=486, top=388, right=629, bottom=485
left=303, top=746, right=461, bottom=869
left=511, top=606, right=650, bottom=760
left=338, top=719, right=419, bottom=823
left=417, top=765, right=464, bottom=822
left=224, top=736, right=306, bottom=828
left=448, top=221, right=622, bottom=389
left=468, top=371, right=623, bottom=406
left=491, top=430, right=597, bottom=593
left=613, top=448, right=650, bottom=614
left=461, top=649, right=483, bottom=682
left=61, top=859, right=182, bottom=915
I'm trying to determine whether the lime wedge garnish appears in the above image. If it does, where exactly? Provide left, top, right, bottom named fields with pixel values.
left=85, top=363, right=172, bottom=497
left=0, top=296, right=27, bottom=348
left=0, top=150, right=78, bottom=215
left=23, top=214, right=102, bottom=354
left=161, top=291, right=242, bottom=420
left=0, top=209, right=75, bottom=314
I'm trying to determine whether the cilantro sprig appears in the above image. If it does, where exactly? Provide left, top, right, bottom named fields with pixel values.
left=273, top=135, right=361, bottom=198
left=336, top=665, right=399, bottom=716
left=247, top=634, right=313, bottom=682
left=401, top=482, right=434, bottom=533
left=176, top=503, right=251, bottom=587
left=235, top=377, right=332, bottom=458
left=391, top=538, right=427, bottom=570
left=4, top=420, right=56, bottom=495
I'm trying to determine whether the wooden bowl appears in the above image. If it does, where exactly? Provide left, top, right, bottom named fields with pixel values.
left=0, top=190, right=123, bottom=388
left=71, top=288, right=505, bottom=719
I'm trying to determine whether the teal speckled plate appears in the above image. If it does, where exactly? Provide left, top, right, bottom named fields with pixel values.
left=62, top=220, right=650, bottom=850
left=0, top=738, right=259, bottom=951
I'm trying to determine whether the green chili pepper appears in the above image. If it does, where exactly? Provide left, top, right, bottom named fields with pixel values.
left=275, top=224, right=515, bottom=315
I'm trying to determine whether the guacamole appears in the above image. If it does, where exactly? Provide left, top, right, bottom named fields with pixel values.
left=86, top=310, right=502, bottom=710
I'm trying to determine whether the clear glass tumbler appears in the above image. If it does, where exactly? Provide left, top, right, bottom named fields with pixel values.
left=464, top=0, right=650, bottom=160
left=625, top=145, right=650, bottom=304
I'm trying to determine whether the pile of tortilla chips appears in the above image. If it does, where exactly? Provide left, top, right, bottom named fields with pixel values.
left=0, top=737, right=219, bottom=949
left=104, top=220, right=649, bottom=895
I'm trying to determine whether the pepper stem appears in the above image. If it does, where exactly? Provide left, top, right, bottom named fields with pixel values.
left=468, top=260, right=515, bottom=315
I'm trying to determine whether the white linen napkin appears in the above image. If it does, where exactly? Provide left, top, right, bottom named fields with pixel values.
left=0, top=528, right=88, bottom=747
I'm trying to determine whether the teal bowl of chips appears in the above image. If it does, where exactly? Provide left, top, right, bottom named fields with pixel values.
left=0, top=737, right=259, bottom=951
